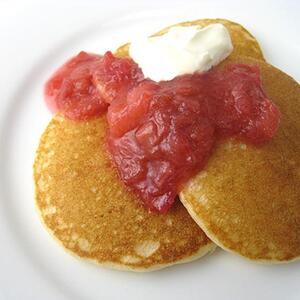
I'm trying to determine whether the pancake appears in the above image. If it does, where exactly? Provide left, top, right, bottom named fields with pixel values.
left=34, top=20, right=267, bottom=270
left=34, top=116, right=215, bottom=271
left=180, top=56, right=300, bottom=263
left=115, top=18, right=264, bottom=61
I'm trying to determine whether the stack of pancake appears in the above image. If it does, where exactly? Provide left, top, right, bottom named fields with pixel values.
left=34, top=19, right=300, bottom=271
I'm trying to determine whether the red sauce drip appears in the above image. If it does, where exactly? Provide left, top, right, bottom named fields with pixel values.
left=93, top=51, right=143, bottom=104
left=44, top=51, right=108, bottom=120
left=104, top=56, right=281, bottom=213
left=45, top=51, right=281, bottom=213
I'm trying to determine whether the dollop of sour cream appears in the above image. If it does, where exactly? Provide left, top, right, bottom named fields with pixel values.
left=129, top=24, right=233, bottom=81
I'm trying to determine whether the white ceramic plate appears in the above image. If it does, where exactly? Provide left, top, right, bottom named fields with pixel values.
left=0, top=1, right=299, bottom=299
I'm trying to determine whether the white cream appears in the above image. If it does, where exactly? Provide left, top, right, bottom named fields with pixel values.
left=129, top=24, right=233, bottom=81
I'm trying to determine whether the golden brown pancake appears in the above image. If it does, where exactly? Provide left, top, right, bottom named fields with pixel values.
left=34, top=116, right=215, bottom=271
left=115, top=18, right=264, bottom=61
left=180, top=56, right=300, bottom=263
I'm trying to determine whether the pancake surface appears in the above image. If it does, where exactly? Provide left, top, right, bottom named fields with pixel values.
left=34, top=116, right=215, bottom=271
left=180, top=57, right=300, bottom=262
left=115, top=18, right=264, bottom=61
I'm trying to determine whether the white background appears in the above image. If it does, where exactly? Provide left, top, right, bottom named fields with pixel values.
left=0, top=1, right=299, bottom=300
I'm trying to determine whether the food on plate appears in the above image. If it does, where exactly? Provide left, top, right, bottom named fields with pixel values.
left=34, top=115, right=215, bottom=271
left=180, top=56, right=300, bottom=262
left=43, top=22, right=277, bottom=214
left=34, top=17, right=298, bottom=270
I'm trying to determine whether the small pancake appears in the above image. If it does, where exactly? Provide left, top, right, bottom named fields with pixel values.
left=34, top=116, right=215, bottom=271
left=180, top=56, right=300, bottom=263
left=115, top=18, right=264, bottom=61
